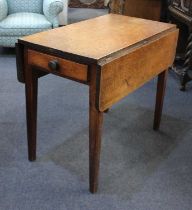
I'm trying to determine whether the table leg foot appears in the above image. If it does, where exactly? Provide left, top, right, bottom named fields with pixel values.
left=25, top=66, right=38, bottom=161
left=104, top=108, right=109, bottom=113
left=89, top=109, right=103, bottom=193
left=153, top=70, right=168, bottom=131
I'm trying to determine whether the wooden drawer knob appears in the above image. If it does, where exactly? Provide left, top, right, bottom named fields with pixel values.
left=48, top=60, right=59, bottom=71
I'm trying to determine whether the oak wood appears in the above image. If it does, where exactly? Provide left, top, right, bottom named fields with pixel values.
left=153, top=70, right=168, bottom=130
left=109, top=0, right=168, bottom=21
left=28, top=49, right=88, bottom=83
left=19, top=14, right=176, bottom=62
left=89, top=65, right=104, bottom=193
left=25, top=51, right=38, bottom=161
left=124, top=0, right=162, bottom=21
left=97, top=30, right=178, bottom=112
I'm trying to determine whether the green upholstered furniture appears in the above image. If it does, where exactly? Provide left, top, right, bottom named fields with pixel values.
left=0, top=0, right=64, bottom=47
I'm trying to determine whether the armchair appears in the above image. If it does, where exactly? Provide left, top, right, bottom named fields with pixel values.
left=0, top=0, right=64, bottom=47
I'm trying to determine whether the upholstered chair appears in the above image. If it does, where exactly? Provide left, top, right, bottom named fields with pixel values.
left=0, top=0, right=64, bottom=47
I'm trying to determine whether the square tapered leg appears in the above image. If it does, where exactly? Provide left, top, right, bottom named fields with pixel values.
left=25, top=66, right=38, bottom=161
left=153, top=70, right=168, bottom=130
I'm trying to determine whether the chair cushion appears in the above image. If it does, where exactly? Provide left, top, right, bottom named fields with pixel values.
left=7, top=0, right=43, bottom=14
left=0, top=13, right=52, bottom=36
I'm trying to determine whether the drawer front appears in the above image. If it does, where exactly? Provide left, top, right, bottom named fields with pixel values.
left=27, top=49, right=88, bottom=82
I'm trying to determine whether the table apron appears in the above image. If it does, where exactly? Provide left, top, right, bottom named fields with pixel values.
left=27, top=49, right=88, bottom=83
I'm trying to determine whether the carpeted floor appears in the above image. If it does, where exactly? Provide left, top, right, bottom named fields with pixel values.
left=68, top=8, right=108, bottom=23
left=0, top=11, right=192, bottom=210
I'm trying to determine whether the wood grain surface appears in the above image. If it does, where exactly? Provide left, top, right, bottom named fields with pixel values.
left=97, top=30, right=179, bottom=111
left=19, top=14, right=176, bottom=62
left=123, top=0, right=162, bottom=21
left=28, top=49, right=88, bottom=82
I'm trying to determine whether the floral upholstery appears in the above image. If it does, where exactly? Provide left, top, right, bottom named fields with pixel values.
left=0, top=0, right=63, bottom=47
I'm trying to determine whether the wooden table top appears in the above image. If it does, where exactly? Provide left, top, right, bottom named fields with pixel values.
left=19, top=14, right=176, bottom=63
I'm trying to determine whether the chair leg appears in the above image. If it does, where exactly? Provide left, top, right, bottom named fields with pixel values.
left=153, top=70, right=168, bottom=131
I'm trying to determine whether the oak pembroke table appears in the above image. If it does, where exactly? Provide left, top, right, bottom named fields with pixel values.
left=16, top=14, right=178, bottom=193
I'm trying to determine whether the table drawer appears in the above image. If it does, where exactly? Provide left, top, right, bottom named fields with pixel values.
left=27, top=49, right=88, bottom=82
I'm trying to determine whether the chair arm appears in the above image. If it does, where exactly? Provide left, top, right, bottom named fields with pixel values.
left=43, top=0, right=64, bottom=28
left=0, top=0, right=8, bottom=21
